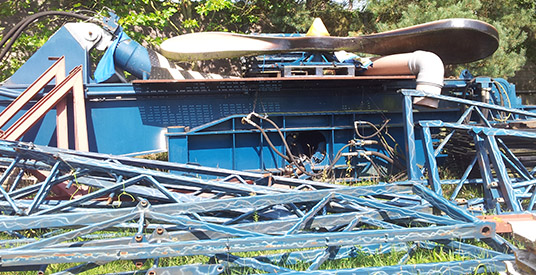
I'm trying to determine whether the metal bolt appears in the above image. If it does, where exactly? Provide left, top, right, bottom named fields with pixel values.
left=480, top=226, right=492, bottom=236
left=148, top=271, right=157, bottom=275
left=135, top=234, right=143, bottom=242
left=156, top=226, right=164, bottom=235
left=135, top=261, right=143, bottom=268
left=140, top=200, right=148, bottom=207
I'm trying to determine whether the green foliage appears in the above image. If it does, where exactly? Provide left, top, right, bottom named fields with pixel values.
left=364, top=0, right=536, bottom=78
left=0, top=0, right=534, bottom=81
left=195, top=0, right=232, bottom=16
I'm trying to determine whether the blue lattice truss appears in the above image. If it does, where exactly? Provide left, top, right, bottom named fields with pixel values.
left=0, top=138, right=516, bottom=274
left=402, top=89, right=536, bottom=214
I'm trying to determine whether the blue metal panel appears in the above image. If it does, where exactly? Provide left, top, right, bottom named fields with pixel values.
left=5, top=27, right=90, bottom=85
left=188, top=134, right=233, bottom=168
left=87, top=98, right=167, bottom=154
left=235, top=133, right=264, bottom=170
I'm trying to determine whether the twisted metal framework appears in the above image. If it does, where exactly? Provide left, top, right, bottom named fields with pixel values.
left=0, top=140, right=515, bottom=274
left=402, top=89, right=536, bottom=214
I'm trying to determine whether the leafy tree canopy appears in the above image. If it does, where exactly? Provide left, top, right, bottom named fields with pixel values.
left=0, top=0, right=534, bottom=81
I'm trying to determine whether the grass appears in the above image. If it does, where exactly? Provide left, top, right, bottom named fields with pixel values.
left=442, top=183, right=484, bottom=200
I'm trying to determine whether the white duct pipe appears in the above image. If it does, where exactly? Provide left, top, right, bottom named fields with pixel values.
left=363, top=50, right=444, bottom=108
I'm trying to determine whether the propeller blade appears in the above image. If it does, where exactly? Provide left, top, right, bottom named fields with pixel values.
left=160, top=18, right=499, bottom=64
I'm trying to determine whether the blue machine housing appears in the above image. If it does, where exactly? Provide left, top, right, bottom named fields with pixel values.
left=0, top=19, right=522, bottom=178
left=26, top=76, right=506, bottom=177
left=0, top=62, right=521, bottom=178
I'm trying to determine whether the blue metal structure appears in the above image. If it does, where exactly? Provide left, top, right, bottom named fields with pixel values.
left=162, top=76, right=520, bottom=179
left=3, top=74, right=470, bottom=176
left=0, top=139, right=516, bottom=274
left=4, top=12, right=152, bottom=86
left=0, top=11, right=523, bottom=183
left=2, top=10, right=536, bottom=273
left=242, top=44, right=371, bottom=77
left=402, top=89, right=536, bottom=213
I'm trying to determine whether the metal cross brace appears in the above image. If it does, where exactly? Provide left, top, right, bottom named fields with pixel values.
left=419, top=120, right=535, bottom=213
left=0, top=139, right=515, bottom=274
left=401, top=89, right=536, bottom=213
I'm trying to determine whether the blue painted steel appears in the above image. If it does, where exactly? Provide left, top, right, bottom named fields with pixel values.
left=482, top=135, right=523, bottom=212
left=403, top=89, right=536, bottom=213
left=449, top=155, right=478, bottom=201
left=0, top=139, right=518, bottom=273
left=0, top=10, right=523, bottom=182
left=497, top=138, right=532, bottom=181
left=401, top=89, right=534, bottom=118
left=165, top=102, right=456, bottom=176
left=418, top=120, right=536, bottom=212
left=244, top=50, right=370, bottom=77
left=0, top=221, right=496, bottom=264
left=0, top=156, right=23, bottom=214
left=27, top=160, right=61, bottom=215
left=421, top=125, right=441, bottom=194
left=114, top=32, right=152, bottom=80
left=0, top=19, right=532, bottom=272
left=2, top=76, right=476, bottom=175
left=3, top=57, right=519, bottom=181
left=285, top=193, right=333, bottom=235
left=4, top=27, right=90, bottom=86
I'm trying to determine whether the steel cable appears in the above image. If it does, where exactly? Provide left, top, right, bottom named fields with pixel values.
left=0, top=11, right=94, bottom=63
